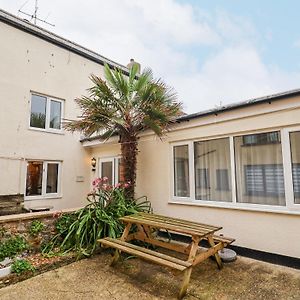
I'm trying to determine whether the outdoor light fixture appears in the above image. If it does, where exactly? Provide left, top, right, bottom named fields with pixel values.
left=91, top=157, right=96, bottom=172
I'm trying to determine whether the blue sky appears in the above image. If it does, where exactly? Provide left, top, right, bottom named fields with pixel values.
left=1, top=0, right=300, bottom=113
left=187, top=0, right=300, bottom=71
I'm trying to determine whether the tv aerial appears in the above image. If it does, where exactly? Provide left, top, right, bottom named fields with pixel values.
left=18, top=0, right=55, bottom=27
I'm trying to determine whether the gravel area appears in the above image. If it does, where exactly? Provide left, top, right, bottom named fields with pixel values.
left=0, top=251, right=299, bottom=300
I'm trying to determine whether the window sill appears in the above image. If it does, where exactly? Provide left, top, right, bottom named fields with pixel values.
left=28, top=127, right=65, bottom=135
left=24, top=195, right=62, bottom=201
left=169, top=199, right=300, bottom=215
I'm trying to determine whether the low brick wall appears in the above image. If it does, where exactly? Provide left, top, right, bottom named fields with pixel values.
left=0, top=194, right=25, bottom=216
left=0, top=208, right=81, bottom=248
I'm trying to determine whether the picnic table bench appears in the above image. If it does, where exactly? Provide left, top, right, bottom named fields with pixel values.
left=98, top=212, right=235, bottom=299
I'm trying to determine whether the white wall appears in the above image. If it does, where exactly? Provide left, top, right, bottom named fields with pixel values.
left=88, top=97, right=300, bottom=258
left=0, top=20, right=107, bottom=210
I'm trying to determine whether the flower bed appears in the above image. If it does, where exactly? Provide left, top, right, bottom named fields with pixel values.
left=0, top=208, right=79, bottom=284
left=0, top=178, right=151, bottom=288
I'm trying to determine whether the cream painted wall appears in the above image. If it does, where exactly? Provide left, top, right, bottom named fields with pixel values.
left=88, top=99, right=300, bottom=258
left=0, top=21, right=107, bottom=210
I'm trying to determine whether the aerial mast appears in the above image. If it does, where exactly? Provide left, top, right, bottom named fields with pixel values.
left=18, top=0, right=55, bottom=27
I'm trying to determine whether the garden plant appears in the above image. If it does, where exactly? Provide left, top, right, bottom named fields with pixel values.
left=43, top=177, right=151, bottom=257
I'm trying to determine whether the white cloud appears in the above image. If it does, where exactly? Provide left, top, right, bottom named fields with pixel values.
left=293, top=39, right=300, bottom=48
left=1, top=0, right=300, bottom=114
left=170, top=45, right=300, bottom=112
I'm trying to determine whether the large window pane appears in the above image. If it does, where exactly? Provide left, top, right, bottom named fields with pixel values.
left=235, top=131, right=285, bottom=206
left=30, top=95, right=46, bottom=129
left=290, top=131, right=300, bottom=204
left=46, top=163, right=59, bottom=193
left=26, top=161, right=43, bottom=196
left=194, top=138, right=232, bottom=202
left=174, top=145, right=190, bottom=197
left=50, top=100, right=62, bottom=129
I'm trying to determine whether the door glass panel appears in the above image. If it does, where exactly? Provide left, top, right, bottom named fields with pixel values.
left=26, top=161, right=43, bottom=196
left=101, top=161, right=113, bottom=185
left=115, top=158, right=121, bottom=184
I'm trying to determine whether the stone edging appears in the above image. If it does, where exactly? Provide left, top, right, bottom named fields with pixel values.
left=0, top=207, right=82, bottom=224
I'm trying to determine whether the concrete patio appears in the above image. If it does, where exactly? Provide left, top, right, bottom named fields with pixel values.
left=0, top=251, right=299, bottom=300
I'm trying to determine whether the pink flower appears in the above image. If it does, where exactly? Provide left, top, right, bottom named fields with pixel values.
left=115, top=183, right=122, bottom=188
left=92, top=177, right=102, bottom=186
left=102, top=177, right=108, bottom=182
left=124, top=183, right=130, bottom=188
left=52, top=211, right=62, bottom=218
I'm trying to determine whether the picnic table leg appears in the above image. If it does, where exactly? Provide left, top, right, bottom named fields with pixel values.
left=110, top=223, right=132, bottom=266
left=178, top=236, right=200, bottom=299
left=207, top=235, right=223, bottom=270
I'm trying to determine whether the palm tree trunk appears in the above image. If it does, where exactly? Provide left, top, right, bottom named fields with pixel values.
left=120, top=134, right=138, bottom=200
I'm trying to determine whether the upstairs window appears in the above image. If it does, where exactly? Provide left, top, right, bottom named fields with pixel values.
left=30, top=94, right=63, bottom=132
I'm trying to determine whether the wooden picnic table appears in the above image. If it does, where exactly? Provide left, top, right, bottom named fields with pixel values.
left=99, top=212, right=234, bottom=299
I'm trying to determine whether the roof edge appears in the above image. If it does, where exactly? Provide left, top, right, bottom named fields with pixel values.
left=177, top=88, right=300, bottom=122
left=0, top=9, right=129, bottom=74
left=80, top=88, right=300, bottom=143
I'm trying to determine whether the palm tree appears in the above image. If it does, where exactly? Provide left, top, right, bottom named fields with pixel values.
left=65, top=63, right=182, bottom=199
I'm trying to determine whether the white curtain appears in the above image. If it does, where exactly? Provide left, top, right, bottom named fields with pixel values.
left=194, top=138, right=231, bottom=202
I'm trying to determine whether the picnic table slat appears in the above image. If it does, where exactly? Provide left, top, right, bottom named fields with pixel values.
left=138, top=213, right=220, bottom=231
left=120, top=215, right=220, bottom=237
left=134, top=213, right=221, bottom=233
left=99, top=237, right=191, bottom=271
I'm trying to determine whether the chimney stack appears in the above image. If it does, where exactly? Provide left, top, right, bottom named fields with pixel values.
left=127, top=58, right=141, bottom=74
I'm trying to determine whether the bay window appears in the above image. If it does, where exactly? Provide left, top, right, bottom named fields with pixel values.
left=172, top=128, right=300, bottom=212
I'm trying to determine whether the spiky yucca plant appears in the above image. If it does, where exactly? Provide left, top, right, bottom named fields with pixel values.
left=65, top=63, right=182, bottom=198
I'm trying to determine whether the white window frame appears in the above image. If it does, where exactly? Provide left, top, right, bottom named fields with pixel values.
left=170, top=141, right=194, bottom=202
left=98, top=156, right=121, bottom=186
left=282, top=126, right=300, bottom=211
left=170, top=127, right=300, bottom=215
left=193, top=137, right=233, bottom=203
left=25, top=160, right=62, bottom=200
left=29, top=92, right=64, bottom=134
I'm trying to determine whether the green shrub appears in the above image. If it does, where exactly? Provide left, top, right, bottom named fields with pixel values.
left=44, top=178, right=151, bottom=257
left=55, top=214, right=77, bottom=237
left=11, top=259, right=35, bottom=275
left=0, top=235, right=28, bottom=261
left=41, top=214, right=77, bottom=255
left=29, top=220, right=45, bottom=236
